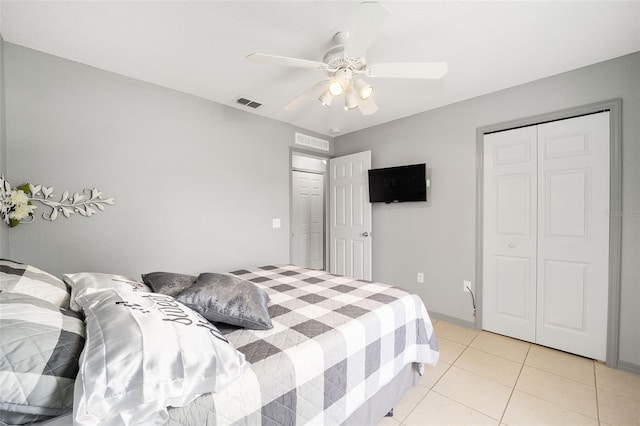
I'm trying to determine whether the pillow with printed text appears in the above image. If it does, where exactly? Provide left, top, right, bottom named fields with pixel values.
left=73, top=288, right=248, bottom=426
left=63, top=272, right=152, bottom=312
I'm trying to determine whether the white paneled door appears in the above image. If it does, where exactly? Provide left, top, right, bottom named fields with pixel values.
left=483, top=112, right=610, bottom=361
left=536, top=113, right=610, bottom=360
left=291, top=170, right=324, bottom=270
left=329, top=151, right=372, bottom=280
left=482, top=126, right=538, bottom=343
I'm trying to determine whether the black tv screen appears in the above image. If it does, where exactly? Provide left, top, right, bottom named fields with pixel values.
left=368, top=163, right=427, bottom=203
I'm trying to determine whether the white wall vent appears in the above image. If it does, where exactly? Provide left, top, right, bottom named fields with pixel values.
left=295, top=132, right=330, bottom=152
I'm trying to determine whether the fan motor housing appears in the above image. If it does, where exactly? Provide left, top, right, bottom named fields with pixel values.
left=323, top=31, right=365, bottom=76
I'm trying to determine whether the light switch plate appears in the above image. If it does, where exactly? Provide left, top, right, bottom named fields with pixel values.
left=272, top=218, right=281, bottom=228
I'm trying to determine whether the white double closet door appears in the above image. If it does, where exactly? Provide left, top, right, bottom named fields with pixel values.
left=483, top=112, right=610, bottom=361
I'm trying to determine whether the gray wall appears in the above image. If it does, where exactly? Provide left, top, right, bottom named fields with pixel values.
left=0, top=35, right=8, bottom=259
left=4, top=43, right=332, bottom=278
left=335, top=53, right=640, bottom=369
left=5, top=41, right=638, bottom=369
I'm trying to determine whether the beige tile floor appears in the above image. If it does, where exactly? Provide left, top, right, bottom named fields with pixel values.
left=378, top=319, right=640, bottom=426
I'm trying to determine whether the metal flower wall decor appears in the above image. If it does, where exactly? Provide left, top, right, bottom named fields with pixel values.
left=0, top=175, right=115, bottom=227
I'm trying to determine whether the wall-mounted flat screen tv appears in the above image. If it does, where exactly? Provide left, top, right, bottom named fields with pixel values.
left=368, top=163, right=427, bottom=203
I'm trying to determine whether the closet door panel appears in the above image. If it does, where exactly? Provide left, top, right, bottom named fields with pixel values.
left=482, top=126, right=537, bottom=342
left=543, top=259, right=588, bottom=330
left=536, top=112, right=610, bottom=361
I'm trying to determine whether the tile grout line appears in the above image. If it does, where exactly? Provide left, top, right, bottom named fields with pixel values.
left=468, top=330, right=508, bottom=425
left=465, top=329, right=533, bottom=364
left=429, top=360, right=454, bottom=390
left=593, top=361, right=601, bottom=424
left=518, top=348, right=601, bottom=421
left=501, top=348, right=601, bottom=422
left=513, top=344, right=601, bottom=422
left=499, top=342, right=532, bottom=425
left=439, top=329, right=512, bottom=423
left=398, top=387, right=431, bottom=425
left=414, top=328, right=503, bottom=423
left=523, top=363, right=596, bottom=387
left=430, top=389, right=505, bottom=423
left=489, top=337, right=602, bottom=422
left=434, top=323, right=635, bottom=424
left=465, top=344, right=528, bottom=365
left=401, top=348, right=457, bottom=424
left=509, top=388, right=602, bottom=425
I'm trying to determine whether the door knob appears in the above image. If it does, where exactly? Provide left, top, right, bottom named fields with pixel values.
left=362, top=232, right=370, bottom=237
left=508, top=241, right=516, bottom=248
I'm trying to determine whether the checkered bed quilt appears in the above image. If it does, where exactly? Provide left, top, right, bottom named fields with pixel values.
left=0, top=292, right=85, bottom=425
left=0, top=259, right=70, bottom=309
left=166, top=265, right=439, bottom=426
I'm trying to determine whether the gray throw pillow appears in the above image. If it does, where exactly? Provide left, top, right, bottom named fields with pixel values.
left=141, top=272, right=197, bottom=297
left=176, top=273, right=273, bottom=330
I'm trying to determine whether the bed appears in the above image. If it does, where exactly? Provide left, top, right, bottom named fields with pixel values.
left=0, top=260, right=439, bottom=426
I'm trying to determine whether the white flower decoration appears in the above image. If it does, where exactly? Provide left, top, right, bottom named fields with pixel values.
left=0, top=175, right=115, bottom=227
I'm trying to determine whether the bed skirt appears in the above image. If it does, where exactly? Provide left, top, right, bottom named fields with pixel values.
left=343, top=362, right=420, bottom=426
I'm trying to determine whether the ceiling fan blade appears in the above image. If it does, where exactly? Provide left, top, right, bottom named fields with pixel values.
left=358, top=96, right=378, bottom=116
left=247, top=53, right=327, bottom=70
left=366, top=62, right=448, bottom=79
left=284, top=80, right=330, bottom=111
left=344, top=2, right=390, bottom=59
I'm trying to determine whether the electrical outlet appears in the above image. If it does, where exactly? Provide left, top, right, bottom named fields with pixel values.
left=464, top=280, right=473, bottom=293
left=417, top=272, right=424, bottom=283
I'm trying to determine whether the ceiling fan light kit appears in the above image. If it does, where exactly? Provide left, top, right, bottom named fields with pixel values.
left=247, top=1, right=448, bottom=116
left=319, top=90, right=334, bottom=107
left=353, top=79, right=373, bottom=100
left=328, top=80, right=344, bottom=97
left=323, top=68, right=369, bottom=111
left=344, top=88, right=359, bottom=111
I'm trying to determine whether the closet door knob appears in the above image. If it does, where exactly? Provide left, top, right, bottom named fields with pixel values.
left=508, top=241, right=516, bottom=248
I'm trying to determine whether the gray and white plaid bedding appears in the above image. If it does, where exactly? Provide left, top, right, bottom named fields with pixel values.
left=0, top=292, right=85, bottom=425
left=167, top=265, right=439, bottom=426
left=0, top=259, right=70, bottom=309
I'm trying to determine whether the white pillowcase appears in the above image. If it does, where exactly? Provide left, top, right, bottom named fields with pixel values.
left=73, top=289, right=249, bottom=426
left=63, top=272, right=152, bottom=311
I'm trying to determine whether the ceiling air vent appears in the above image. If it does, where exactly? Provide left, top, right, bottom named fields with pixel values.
left=236, top=97, right=262, bottom=109
left=295, top=132, right=330, bottom=152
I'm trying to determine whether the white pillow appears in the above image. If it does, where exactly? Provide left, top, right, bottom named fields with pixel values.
left=73, top=289, right=249, bottom=426
left=63, top=272, right=151, bottom=312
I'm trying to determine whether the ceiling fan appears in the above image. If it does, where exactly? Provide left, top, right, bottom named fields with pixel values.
left=246, top=1, right=448, bottom=115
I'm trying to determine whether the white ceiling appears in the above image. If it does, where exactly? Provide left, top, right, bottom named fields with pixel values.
left=1, top=1, right=638, bottom=137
